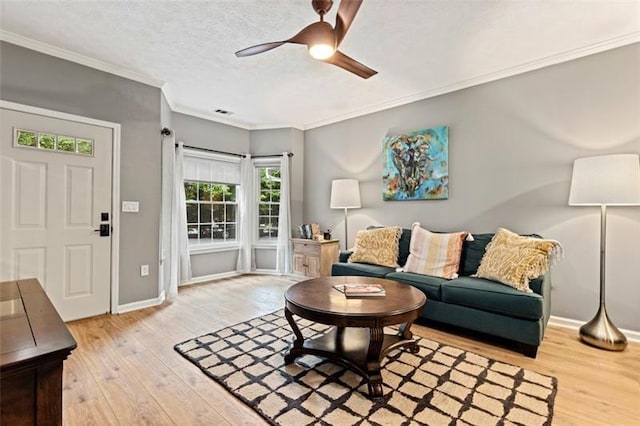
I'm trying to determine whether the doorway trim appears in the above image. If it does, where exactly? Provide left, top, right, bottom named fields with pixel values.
left=0, top=100, right=121, bottom=314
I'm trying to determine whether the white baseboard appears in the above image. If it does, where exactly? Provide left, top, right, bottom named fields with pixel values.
left=117, top=290, right=165, bottom=314
left=183, top=271, right=241, bottom=286
left=548, top=315, right=640, bottom=343
left=252, top=269, right=283, bottom=276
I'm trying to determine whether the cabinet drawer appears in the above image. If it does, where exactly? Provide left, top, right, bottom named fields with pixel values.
left=292, top=241, right=320, bottom=256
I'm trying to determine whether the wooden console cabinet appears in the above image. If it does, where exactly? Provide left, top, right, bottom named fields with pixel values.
left=1, top=279, right=77, bottom=426
left=291, top=238, right=339, bottom=278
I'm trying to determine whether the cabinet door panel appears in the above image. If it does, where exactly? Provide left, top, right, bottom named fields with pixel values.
left=306, top=256, right=320, bottom=278
left=292, top=253, right=307, bottom=276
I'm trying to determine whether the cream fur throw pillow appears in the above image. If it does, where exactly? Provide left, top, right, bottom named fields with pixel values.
left=348, top=226, right=402, bottom=268
left=474, top=228, right=563, bottom=292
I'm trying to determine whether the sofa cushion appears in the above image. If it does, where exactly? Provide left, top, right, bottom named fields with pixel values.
left=441, top=276, right=543, bottom=320
left=331, top=262, right=395, bottom=278
left=404, top=223, right=467, bottom=279
left=385, top=272, right=446, bottom=301
left=475, top=228, right=563, bottom=293
left=349, top=226, right=402, bottom=267
left=459, top=233, right=494, bottom=276
left=398, top=228, right=411, bottom=266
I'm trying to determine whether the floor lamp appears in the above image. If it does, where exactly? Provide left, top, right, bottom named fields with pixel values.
left=569, top=154, right=640, bottom=351
left=330, top=179, right=361, bottom=250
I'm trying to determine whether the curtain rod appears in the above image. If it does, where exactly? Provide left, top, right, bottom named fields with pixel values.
left=175, top=143, right=293, bottom=158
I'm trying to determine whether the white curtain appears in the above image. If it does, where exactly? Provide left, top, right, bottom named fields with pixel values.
left=160, top=132, right=177, bottom=300
left=236, top=154, right=254, bottom=273
left=276, top=153, right=292, bottom=274
left=172, top=142, right=192, bottom=293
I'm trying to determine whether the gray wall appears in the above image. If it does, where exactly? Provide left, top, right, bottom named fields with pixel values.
left=173, top=112, right=250, bottom=153
left=0, top=41, right=162, bottom=305
left=304, top=44, right=640, bottom=330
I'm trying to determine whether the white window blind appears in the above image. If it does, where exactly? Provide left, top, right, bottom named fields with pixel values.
left=183, top=150, right=240, bottom=184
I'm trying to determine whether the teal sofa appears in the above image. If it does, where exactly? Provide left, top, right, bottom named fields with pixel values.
left=331, top=229, right=551, bottom=358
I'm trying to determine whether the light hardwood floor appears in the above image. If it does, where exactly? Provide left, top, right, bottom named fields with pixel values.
left=63, top=275, right=639, bottom=425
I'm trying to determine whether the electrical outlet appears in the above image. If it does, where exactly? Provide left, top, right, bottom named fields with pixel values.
left=140, top=264, right=149, bottom=276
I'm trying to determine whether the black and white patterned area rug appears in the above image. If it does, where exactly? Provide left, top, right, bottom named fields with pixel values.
left=174, top=310, right=557, bottom=426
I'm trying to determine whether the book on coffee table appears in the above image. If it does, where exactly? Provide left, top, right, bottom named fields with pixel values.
left=333, top=284, right=386, bottom=297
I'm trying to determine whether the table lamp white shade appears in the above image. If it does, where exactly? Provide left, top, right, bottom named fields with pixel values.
left=569, top=154, right=640, bottom=206
left=568, top=153, right=639, bottom=352
left=330, top=179, right=361, bottom=209
left=330, top=179, right=361, bottom=250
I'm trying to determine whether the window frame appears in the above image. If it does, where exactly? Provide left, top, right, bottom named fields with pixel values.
left=185, top=180, right=238, bottom=247
left=183, top=149, right=241, bottom=254
left=253, top=159, right=281, bottom=246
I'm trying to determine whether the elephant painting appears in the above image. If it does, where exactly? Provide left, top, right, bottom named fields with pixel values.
left=383, top=126, right=448, bottom=200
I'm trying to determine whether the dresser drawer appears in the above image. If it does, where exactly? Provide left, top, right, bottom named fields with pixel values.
left=292, top=241, right=320, bottom=255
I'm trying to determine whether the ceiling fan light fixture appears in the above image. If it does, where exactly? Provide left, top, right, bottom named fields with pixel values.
left=309, top=43, right=335, bottom=60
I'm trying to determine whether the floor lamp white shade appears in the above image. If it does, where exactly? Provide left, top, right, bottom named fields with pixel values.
left=569, top=153, right=640, bottom=351
left=330, top=179, right=361, bottom=250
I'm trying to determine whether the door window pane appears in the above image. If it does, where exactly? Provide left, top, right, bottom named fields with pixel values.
left=38, top=133, right=56, bottom=150
left=16, top=130, right=37, bottom=147
left=77, top=138, right=94, bottom=155
left=58, top=136, right=75, bottom=152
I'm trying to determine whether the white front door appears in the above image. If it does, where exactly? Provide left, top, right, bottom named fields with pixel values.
left=0, top=108, right=112, bottom=321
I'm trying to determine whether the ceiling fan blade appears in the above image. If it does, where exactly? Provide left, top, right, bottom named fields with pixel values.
left=324, top=50, right=377, bottom=79
left=235, top=41, right=286, bottom=57
left=334, top=0, right=363, bottom=47
left=288, top=22, right=321, bottom=45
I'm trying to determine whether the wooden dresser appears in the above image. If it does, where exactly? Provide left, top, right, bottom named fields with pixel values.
left=291, top=238, right=340, bottom=278
left=0, top=279, right=77, bottom=426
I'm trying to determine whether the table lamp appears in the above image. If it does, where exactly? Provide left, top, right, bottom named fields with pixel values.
left=330, top=179, right=361, bottom=250
left=569, top=153, right=640, bottom=351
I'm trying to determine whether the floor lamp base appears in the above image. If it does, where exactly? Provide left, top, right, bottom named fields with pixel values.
left=579, top=304, right=627, bottom=351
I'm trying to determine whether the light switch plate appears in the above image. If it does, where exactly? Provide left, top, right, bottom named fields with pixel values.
left=140, top=264, right=149, bottom=276
left=122, top=201, right=139, bottom=212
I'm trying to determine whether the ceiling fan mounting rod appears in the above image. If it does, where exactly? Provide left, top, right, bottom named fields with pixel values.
left=312, top=0, right=333, bottom=17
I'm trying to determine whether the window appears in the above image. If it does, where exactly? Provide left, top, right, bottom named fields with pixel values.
left=15, top=128, right=94, bottom=156
left=182, top=150, right=241, bottom=248
left=185, top=181, right=237, bottom=244
left=258, top=166, right=281, bottom=240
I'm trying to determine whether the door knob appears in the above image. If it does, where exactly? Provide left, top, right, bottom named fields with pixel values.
left=94, top=224, right=110, bottom=237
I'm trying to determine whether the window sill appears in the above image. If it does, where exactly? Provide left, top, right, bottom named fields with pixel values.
left=189, top=243, right=239, bottom=255
left=253, top=242, right=277, bottom=250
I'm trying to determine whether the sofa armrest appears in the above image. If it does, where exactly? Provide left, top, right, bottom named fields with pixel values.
left=339, top=251, right=353, bottom=263
left=530, top=272, right=552, bottom=328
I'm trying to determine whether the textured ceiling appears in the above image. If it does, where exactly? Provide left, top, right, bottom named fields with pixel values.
left=1, top=1, right=638, bottom=129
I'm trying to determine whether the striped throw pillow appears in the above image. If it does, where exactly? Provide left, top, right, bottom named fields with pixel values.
left=403, top=223, right=468, bottom=279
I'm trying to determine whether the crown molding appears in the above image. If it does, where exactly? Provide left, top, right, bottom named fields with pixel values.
left=171, top=104, right=253, bottom=130
left=250, top=123, right=305, bottom=131
left=303, top=32, right=640, bottom=130
left=0, top=30, right=165, bottom=88
left=170, top=102, right=305, bottom=132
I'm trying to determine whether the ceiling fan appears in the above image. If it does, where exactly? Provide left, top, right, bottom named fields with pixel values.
left=235, top=0, right=377, bottom=79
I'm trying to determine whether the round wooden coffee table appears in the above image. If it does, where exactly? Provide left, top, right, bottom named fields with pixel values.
left=284, top=276, right=426, bottom=398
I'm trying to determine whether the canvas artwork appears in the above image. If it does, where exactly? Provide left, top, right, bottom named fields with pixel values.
left=383, top=126, right=449, bottom=201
